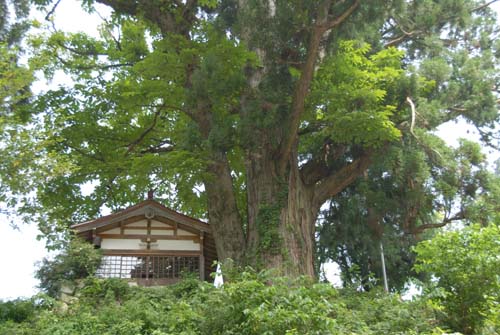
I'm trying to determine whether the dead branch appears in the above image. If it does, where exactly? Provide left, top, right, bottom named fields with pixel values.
left=44, top=0, right=62, bottom=21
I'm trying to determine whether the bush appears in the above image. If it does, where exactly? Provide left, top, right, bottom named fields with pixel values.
left=35, top=238, right=102, bottom=297
left=0, top=298, right=35, bottom=323
left=414, top=224, right=500, bottom=334
left=0, top=271, right=450, bottom=335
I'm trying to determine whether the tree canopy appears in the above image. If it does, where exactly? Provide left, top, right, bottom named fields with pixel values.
left=1, top=0, right=499, bottom=277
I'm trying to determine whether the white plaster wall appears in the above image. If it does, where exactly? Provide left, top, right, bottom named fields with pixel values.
left=150, top=229, right=174, bottom=236
left=127, top=219, right=147, bottom=227
left=157, top=240, right=200, bottom=251
left=177, top=229, right=196, bottom=236
left=151, top=220, right=170, bottom=227
left=101, top=239, right=142, bottom=250
left=123, top=229, right=148, bottom=235
left=101, top=238, right=199, bottom=251
left=104, top=228, right=121, bottom=234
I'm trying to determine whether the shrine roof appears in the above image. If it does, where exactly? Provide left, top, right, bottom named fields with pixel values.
left=71, top=199, right=210, bottom=234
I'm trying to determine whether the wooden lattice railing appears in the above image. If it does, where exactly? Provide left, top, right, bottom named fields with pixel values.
left=96, top=255, right=199, bottom=280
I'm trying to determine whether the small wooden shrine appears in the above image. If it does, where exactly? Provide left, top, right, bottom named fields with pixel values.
left=71, top=193, right=217, bottom=286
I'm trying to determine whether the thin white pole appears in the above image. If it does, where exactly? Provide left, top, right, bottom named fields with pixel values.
left=379, top=240, right=389, bottom=293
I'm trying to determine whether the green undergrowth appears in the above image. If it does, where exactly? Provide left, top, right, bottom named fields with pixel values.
left=1, top=271, right=456, bottom=335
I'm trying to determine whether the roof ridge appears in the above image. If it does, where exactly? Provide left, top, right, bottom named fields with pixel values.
left=71, top=199, right=208, bottom=231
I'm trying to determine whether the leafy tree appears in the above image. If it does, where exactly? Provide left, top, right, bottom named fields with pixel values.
left=35, top=238, right=102, bottom=297
left=317, top=138, right=500, bottom=290
left=414, top=224, right=500, bottom=334
left=0, top=0, right=499, bottom=276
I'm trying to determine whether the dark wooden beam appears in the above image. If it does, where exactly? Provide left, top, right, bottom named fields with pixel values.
left=98, top=233, right=200, bottom=242
left=102, top=249, right=201, bottom=256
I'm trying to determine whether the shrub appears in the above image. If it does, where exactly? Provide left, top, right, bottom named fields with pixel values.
left=0, top=298, right=35, bottom=323
left=1, top=272, right=450, bottom=334
left=414, top=224, right=500, bottom=334
left=35, top=238, right=102, bottom=297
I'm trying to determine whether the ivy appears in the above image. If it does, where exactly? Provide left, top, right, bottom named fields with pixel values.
left=256, top=179, right=289, bottom=255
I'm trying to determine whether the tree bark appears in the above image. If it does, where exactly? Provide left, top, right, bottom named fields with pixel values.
left=204, top=152, right=246, bottom=263
left=243, top=143, right=318, bottom=276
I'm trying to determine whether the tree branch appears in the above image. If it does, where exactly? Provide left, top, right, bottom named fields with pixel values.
left=384, top=30, right=421, bottom=48
left=126, top=107, right=164, bottom=154
left=383, top=1, right=498, bottom=48
left=65, top=142, right=106, bottom=163
left=54, top=54, right=132, bottom=71
left=300, top=160, right=330, bottom=186
left=313, top=151, right=372, bottom=207
left=94, top=0, right=138, bottom=16
left=322, top=0, right=361, bottom=31
left=56, top=40, right=102, bottom=57
left=300, top=145, right=347, bottom=185
left=298, top=121, right=326, bottom=136
left=95, top=0, right=197, bottom=36
left=406, top=96, right=417, bottom=136
left=411, top=212, right=466, bottom=234
left=471, top=0, right=499, bottom=12
left=140, top=146, right=174, bottom=154
left=44, top=0, right=62, bottom=21
left=278, top=0, right=359, bottom=173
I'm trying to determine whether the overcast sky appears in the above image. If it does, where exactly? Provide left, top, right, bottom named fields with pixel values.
left=0, top=0, right=499, bottom=300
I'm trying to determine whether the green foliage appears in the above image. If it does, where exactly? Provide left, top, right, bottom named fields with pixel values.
left=0, top=274, right=451, bottom=335
left=0, top=44, right=33, bottom=123
left=317, top=134, right=499, bottom=291
left=0, top=295, right=55, bottom=335
left=0, top=298, right=35, bottom=323
left=414, top=224, right=500, bottom=334
left=78, top=277, right=132, bottom=304
left=1, top=0, right=500, bottom=281
left=306, top=41, right=403, bottom=148
left=35, top=238, right=102, bottom=297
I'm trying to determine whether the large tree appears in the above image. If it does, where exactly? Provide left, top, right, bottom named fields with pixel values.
left=317, top=138, right=500, bottom=290
left=1, top=0, right=499, bottom=276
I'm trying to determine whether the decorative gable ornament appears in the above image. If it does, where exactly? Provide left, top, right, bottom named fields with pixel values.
left=144, top=207, right=155, bottom=219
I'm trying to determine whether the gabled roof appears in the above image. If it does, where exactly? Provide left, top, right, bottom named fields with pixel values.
left=71, top=199, right=211, bottom=234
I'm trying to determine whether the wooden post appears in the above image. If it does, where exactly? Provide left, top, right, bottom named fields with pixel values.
left=199, top=232, right=205, bottom=281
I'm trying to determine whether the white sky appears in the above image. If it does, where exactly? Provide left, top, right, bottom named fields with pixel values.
left=0, top=1, right=499, bottom=300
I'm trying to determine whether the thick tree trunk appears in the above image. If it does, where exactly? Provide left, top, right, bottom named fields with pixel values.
left=204, top=152, right=246, bottom=263
left=277, top=157, right=318, bottom=277
left=244, top=146, right=318, bottom=276
left=196, top=0, right=364, bottom=278
left=204, top=147, right=318, bottom=277
left=204, top=145, right=371, bottom=277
